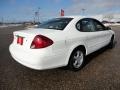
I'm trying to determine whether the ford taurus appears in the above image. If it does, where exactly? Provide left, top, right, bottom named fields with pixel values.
left=9, top=16, right=115, bottom=71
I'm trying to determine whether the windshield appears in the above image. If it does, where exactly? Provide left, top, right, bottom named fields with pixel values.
left=38, top=18, right=73, bottom=30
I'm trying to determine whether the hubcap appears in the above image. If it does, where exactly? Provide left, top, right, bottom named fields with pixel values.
left=73, top=50, right=83, bottom=68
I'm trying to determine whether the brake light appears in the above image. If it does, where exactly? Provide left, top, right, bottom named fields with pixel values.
left=30, top=35, right=53, bottom=49
left=17, top=36, right=23, bottom=45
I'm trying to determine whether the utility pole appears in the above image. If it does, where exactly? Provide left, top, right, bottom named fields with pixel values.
left=34, top=7, right=40, bottom=24
left=38, top=7, right=40, bottom=23
left=1, top=17, right=4, bottom=24
left=81, top=8, right=86, bottom=15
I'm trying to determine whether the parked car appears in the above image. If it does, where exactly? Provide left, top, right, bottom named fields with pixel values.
left=9, top=16, right=115, bottom=71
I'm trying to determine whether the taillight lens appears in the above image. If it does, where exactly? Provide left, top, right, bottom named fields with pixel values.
left=17, top=36, right=24, bottom=45
left=30, top=35, right=53, bottom=49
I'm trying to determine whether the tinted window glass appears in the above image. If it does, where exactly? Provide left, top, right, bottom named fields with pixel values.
left=38, top=18, right=73, bottom=30
left=93, top=19, right=105, bottom=31
left=76, top=22, right=81, bottom=30
left=80, top=19, right=95, bottom=32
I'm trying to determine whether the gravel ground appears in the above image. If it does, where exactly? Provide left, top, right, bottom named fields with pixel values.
left=0, top=25, right=120, bottom=90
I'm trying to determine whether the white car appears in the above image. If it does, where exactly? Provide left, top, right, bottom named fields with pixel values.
left=9, top=16, right=115, bottom=71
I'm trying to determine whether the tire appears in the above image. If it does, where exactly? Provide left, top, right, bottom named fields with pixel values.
left=68, top=49, right=85, bottom=71
left=108, top=36, right=114, bottom=49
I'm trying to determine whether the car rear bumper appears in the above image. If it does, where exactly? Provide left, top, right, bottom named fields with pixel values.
left=9, top=44, right=66, bottom=70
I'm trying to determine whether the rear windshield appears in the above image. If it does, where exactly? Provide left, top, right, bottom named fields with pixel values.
left=38, top=18, right=73, bottom=30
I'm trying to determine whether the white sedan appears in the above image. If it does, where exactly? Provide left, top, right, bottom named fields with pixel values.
left=9, top=16, right=115, bottom=71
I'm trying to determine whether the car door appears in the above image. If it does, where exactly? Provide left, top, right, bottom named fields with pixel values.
left=92, top=19, right=112, bottom=48
left=77, top=18, right=104, bottom=54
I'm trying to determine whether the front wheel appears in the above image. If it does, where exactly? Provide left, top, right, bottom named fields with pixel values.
left=68, top=49, right=85, bottom=71
left=108, top=36, right=115, bottom=49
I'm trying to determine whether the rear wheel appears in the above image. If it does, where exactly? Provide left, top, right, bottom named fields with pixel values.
left=68, top=49, right=85, bottom=71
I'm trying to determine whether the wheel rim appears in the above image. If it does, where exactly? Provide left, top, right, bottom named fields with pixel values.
left=73, top=50, right=84, bottom=68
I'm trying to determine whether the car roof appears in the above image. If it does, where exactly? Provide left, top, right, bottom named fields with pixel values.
left=61, top=16, right=99, bottom=21
left=62, top=15, right=86, bottom=19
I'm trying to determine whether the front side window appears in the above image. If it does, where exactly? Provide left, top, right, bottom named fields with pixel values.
left=92, top=19, right=106, bottom=31
left=38, top=18, right=73, bottom=30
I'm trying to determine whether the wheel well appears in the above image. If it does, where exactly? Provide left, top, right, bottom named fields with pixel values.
left=72, top=45, right=86, bottom=55
left=67, top=45, right=86, bottom=66
left=111, top=35, right=114, bottom=40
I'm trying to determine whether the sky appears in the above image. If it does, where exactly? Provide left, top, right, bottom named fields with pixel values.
left=0, top=0, right=120, bottom=22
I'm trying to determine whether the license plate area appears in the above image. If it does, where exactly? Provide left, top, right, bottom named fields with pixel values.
left=17, top=36, right=24, bottom=45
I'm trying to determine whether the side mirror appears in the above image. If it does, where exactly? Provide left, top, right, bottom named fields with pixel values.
left=105, top=27, right=111, bottom=30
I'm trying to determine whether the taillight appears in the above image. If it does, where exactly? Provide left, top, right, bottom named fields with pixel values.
left=17, top=36, right=24, bottom=45
left=30, top=35, right=53, bottom=49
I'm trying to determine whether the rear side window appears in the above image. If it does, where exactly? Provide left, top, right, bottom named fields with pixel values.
left=76, top=18, right=96, bottom=32
left=38, top=18, right=73, bottom=30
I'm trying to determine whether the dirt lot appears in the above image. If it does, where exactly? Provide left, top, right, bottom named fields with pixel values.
left=0, top=26, right=120, bottom=90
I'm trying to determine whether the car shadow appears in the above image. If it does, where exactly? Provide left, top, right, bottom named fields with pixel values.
left=85, top=47, right=108, bottom=65
left=85, top=41, right=117, bottom=66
